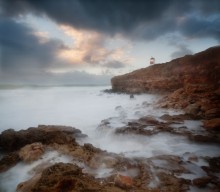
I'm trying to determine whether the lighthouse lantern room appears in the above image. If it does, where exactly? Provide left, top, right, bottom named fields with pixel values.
left=150, top=57, right=155, bottom=65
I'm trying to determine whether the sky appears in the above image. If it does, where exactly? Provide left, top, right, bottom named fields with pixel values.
left=0, top=0, right=220, bottom=85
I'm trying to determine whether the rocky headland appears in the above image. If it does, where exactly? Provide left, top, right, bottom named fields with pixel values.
left=0, top=46, right=220, bottom=192
left=112, top=46, right=220, bottom=128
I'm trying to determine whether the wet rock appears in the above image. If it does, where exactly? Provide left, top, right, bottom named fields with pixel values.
left=0, top=125, right=79, bottom=152
left=139, top=116, right=159, bottom=125
left=150, top=155, right=186, bottom=173
left=208, top=157, right=220, bottom=172
left=215, top=88, right=220, bottom=96
left=142, top=101, right=150, bottom=107
left=25, top=163, right=125, bottom=192
left=31, top=163, right=85, bottom=192
left=19, top=142, right=45, bottom=162
left=205, top=108, right=220, bottom=118
left=203, top=118, right=220, bottom=130
left=89, top=154, right=118, bottom=169
left=192, top=177, right=212, bottom=188
left=111, top=47, right=220, bottom=94
left=187, top=154, right=198, bottom=162
left=0, top=152, right=20, bottom=172
left=114, top=174, right=133, bottom=189
left=159, top=114, right=193, bottom=122
left=17, top=173, right=42, bottom=192
left=130, top=94, right=134, bottom=99
left=158, top=172, right=190, bottom=192
left=185, top=103, right=200, bottom=116
left=83, top=143, right=102, bottom=153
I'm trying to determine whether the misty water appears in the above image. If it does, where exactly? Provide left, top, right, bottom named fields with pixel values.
left=0, top=85, right=220, bottom=191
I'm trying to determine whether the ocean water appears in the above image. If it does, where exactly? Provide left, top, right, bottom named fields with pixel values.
left=0, top=85, right=220, bottom=191
left=0, top=85, right=161, bottom=132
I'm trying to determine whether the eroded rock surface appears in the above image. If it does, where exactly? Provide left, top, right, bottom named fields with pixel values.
left=0, top=125, right=83, bottom=152
left=19, top=142, right=45, bottom=162
left=111, top=46, right=220, bottom=127
left=0, top=123, right=219, bottom=192
left=112, top=46, right=220, bottom=94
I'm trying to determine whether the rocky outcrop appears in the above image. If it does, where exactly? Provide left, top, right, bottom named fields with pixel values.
left=111, top=46, right=220, bottom=123
left=0, top=125, right=82, bottom=152
left=18, top=142, right=45, bottom=162
left=203, top=118, right=220, bottom=129
left=111, top=46, right=220, bottom=94
left=0, top=123, right=220, bottom=191
left=0, top=152, right=20, bottom=172
left=17, top=163, right=125, bottom=192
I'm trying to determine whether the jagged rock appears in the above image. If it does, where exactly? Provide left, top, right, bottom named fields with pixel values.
left=157, top=172, right=190, bottom=192
left=21, top=163, right=126, bottom=192
left=17, top=173, right=42, bottom=192
left=19, top=142, right=45, bottom=162
left=114, top=174, right=133, bottom=189
left=208, top=157, right=220, bottom=172
left=0, top=152, right=20, bottom=172
left=203, top=118, right=220, bottom=129
left=0, top=125, right=81, bottom=152
left=205, top=108, right=220, bottom=118
left=30, top=163, right=84, bottom=192
left=89, top=154, right=118, bottom=169
left=111, top=46, right=220, bottom=124
left=112, top=47, right=220, bottom=94
left=192, top=177, right=212, bottom=188
left=185, top=103, right=200, bottom=116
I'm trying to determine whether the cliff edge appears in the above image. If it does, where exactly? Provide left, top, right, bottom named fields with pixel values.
left=111, top=46, right=220, bottom=94
left=111, top=46, right=220, bottom=124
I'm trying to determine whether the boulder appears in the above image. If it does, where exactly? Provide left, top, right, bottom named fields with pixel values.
left=184, top=103, right=200, bottom=116
left=114, top=174, right=133, bottom=189
left=19, top=142, right=45, bottom=162
left=26, top=163, right=126, bottom=192
left=0, top=152, right=20, bottom=172
left=192, top=177, right=212, bottom=188
left=0, top=125, right=79, bottom=152
left=203, top=118, right=220, bottom=129
left=17, top=173, right=42, bottom=192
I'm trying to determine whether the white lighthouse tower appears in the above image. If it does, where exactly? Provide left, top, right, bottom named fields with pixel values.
left=150, top=57, right=155, bottom=65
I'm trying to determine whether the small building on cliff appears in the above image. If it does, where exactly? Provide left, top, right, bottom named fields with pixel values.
left=150, top=57, right=155, bottom=65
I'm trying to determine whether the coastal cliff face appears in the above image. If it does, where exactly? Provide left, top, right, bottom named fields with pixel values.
left=111, top=46, right=220, bottom=122
left=111, top=46, right=220, bottom=94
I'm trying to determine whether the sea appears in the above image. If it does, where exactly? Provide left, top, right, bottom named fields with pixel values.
left=0, top=85, right=220, bottom=191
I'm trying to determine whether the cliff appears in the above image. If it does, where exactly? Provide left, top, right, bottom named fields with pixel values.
left=111, top=46, right=220, bottom=94
left=111, top=46, right=220, bottom=123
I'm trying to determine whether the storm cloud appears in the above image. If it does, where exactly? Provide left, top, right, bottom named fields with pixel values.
left=0, top=0, right=220, bottom=84
left=0, top=17, right=64, bottom=74
left=1, top=0, right=220, bottom=41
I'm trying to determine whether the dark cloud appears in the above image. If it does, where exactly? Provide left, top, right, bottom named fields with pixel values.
left=171, top=45, right=193, bottom=59
left=167, top=33, right=193, bottom=59
left=1, top=0, right=220, bottom=85
left=0, top=17, right=64, bottom=74
left=179, top=14, right=220, bottom=42
left=2, top=0, right=220, bottom=41
left=190, top=0, right=220, bottom=15
left=0, top=16, right=121, bottom=85
left=1, top=0, right=173, bottom=34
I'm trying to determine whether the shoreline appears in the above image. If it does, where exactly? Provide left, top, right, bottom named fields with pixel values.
left=1, top=101, right=220, bottom=191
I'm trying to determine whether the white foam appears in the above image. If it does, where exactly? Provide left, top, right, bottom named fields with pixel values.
left=0, top=150, right=71, bottom=192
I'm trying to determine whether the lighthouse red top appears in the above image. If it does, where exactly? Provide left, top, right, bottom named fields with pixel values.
left=150, top=57, right=155, bottom=65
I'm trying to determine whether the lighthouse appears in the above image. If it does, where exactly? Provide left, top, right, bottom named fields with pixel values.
left=150, top=57, right=155, bottom=65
